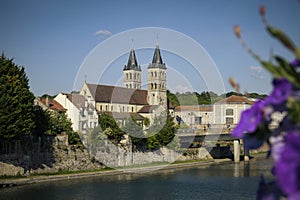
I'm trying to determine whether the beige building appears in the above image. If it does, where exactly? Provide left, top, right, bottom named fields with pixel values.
left=213, top=95, right=254, bottom=125
left=54, top=93, right=98, bottom=133
left=175, top=105, right=213, bottom=128
left=79, top=42, right=174, bottom=127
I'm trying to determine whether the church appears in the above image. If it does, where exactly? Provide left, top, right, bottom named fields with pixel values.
left=78, top=42, right=174, bottom=127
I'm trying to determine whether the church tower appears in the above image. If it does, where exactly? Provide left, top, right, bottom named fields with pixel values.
left=148, top=41, right=167, bottom=109
left=123, top=45, right=141, bottom=89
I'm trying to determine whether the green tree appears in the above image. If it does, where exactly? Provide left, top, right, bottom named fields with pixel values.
left=0, top=54, right=35, bottom=140
left=98, top=113, right=124, bottom=144
left=45, top=110, right=81, bottom=144
left=123, top=117, right=146, bottom=150
left=146, top=114, right=176, bottom=150
left=32, top=105, right=50, bottom=136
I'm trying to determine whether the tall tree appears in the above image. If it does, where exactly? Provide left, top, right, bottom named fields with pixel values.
left=0, top=54, right=35, bottom=140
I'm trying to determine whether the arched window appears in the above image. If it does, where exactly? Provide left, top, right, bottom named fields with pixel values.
left=151, top=83, right=154, bottom=89
left=155, top=83, right=157, bottom=89
left=134, top=73, right=136, bottom=79
left=155, top=71, right=157, bottom=77
left=126, top=84, right=128, bottom=88
left=151, top=72, right=153, bottom=77
left=126, top=73, right=128, bottom=80
left=137, top=73, right=139, bottom=79
left=130, top=73, right=132, bottom=79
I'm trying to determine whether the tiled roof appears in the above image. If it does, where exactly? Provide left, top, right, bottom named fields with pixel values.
left=138, top=105, right=161, bottom=113
left=99, top=111, right=144, bottom=120
left=214, top=95, right=254, bottom=105
left=65, top=93, right=86, bottom=109
left=175, top=105, right=213, bottom=112
left=86, top=83, right=148, bottom=105
left=39, top=98, right=65, bottom=112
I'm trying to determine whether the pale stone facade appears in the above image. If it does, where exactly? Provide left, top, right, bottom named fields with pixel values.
left=213, top=95, right=253, bottom=125
left=174, top=105, right=213, bottom=128
left=55, top=93, right=98, bottom=133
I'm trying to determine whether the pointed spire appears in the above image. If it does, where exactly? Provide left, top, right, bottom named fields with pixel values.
left=123, top=41, right=141, bottom=71
left=151, top=35, right=164, bottom=66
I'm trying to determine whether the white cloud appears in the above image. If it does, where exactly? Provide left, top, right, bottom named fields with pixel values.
left=250, top=66, right=263, bottom=73
left=175, top=84, right=191, bottom=93
left=250, top=66, right=264, bottom=79
left=95, top=29, right=112, bottom=36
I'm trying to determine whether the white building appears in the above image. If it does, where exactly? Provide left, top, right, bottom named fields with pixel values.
left=55, top=93, right=98, bottom=133
left=174, top=105, right=213, bottom=128
left=213, top=95, right=254, bottom=125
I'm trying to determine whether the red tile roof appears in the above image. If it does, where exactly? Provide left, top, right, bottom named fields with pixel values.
left=175, top=105, right=213, bottom=112
left=214, top=95, right=254, bottom=105
left=39, top=98, right=66, bottom=112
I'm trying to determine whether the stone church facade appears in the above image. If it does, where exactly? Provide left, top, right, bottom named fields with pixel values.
left=79, top=42, right=174, bottom=127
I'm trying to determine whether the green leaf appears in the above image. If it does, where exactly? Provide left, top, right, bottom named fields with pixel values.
left=267, top=26, right=297, bottom=54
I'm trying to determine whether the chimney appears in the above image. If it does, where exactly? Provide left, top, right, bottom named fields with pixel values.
left=46, top=96, right=49, bottom=108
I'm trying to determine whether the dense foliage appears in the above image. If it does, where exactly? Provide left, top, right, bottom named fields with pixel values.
left=167, top=90, right=266, bottom=107
left=98, top=113, right=176, bottom=151
left=0, top=54, right=36, bottom=140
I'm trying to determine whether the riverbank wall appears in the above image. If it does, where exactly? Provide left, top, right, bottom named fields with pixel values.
left=1, top=134, right=235, bottom=176
left=0, top=134, right=102, bottom=176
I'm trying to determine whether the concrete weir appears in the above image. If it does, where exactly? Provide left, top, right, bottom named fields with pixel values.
left=233, top=140, right=240, bottom=163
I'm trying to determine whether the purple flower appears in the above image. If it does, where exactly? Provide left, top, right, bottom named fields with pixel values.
left=232, top=100, right=265, bottom=138
left=265, top=78, right=292, bottom=108
left=290, top=59, right=300, bottom=68
left=274, top=130, right=300, bottom=198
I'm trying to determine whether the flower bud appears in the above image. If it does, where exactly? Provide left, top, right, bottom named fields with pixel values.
left=234, top=25, right=241, bottom=38
left=259, top=5, right=266, bottom=17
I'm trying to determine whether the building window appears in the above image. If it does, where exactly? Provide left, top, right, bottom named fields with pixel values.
left=226, top=108, right=234, bottom=116
left=132, top=107, right=134, bottom=112
left=100, top=105, right=102, bottom=111
left=151, top=72, right=153, bottom=77
left=130, top=73, right=132, bottom=79
left=105, top=105, right=108, bottom=111
left=134, top=73, right=136, bottom=79
left=155, top=71, right=157, bottom=77
left=111, top=106, right=113, bottom=111
left=226, top=117, right=234, bottom=124
left=195, top=117, right=202, bottom=125
left=126, top=73, right=128, bottom=80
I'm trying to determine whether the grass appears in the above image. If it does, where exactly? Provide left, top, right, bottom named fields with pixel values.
left=0, top=167, right=114, bottom=180
left=115, top=161, right=169, bottom=169
left=172, top=158, right=213, bottom=165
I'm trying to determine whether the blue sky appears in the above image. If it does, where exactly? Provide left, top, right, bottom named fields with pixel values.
left=1, top=0, right=300, bottom=96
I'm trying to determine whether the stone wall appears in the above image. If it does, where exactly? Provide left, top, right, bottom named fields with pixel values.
left=93, top=140, right=213, bottom=168
left=0, top=134, right=102, bottom=176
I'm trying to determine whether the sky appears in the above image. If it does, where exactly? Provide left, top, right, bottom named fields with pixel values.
left=1, top=0, right=300, bottom=96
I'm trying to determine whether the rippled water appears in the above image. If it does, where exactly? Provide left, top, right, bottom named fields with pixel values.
left=0, top=159, right=273, bottom=200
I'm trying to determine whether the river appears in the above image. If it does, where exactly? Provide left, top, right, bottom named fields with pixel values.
left=0, top=158, right=273, bottom=200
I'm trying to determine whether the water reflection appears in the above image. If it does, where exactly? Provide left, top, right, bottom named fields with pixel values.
left=1, top=158, right=274, bottom=200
